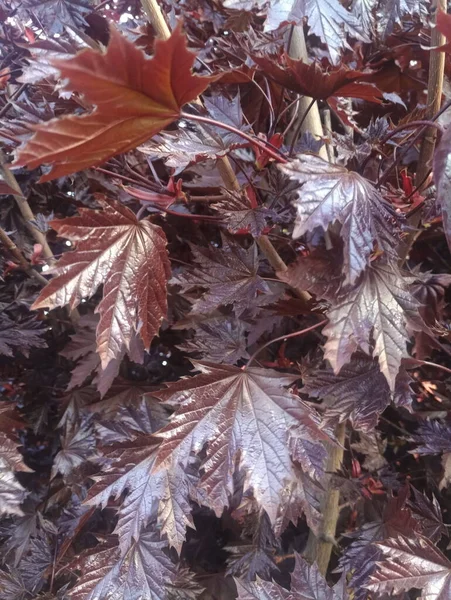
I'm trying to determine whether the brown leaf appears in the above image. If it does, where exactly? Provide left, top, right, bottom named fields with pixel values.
left=14, top=23, right=218, bottom=182
left=32, top=198, right=171, bottom=369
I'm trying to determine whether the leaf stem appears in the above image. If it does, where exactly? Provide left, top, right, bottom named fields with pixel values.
left=180, top=112, right=288, bottom=164
left=0, top=225, right=48, bottom=286
left=419, top=360, right=451, bottom=378
left=244, top=319, right=327, bottom=369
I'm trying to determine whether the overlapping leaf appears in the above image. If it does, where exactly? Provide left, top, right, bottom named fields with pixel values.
left=302, top=354, right=413, bottom=432
left=87, top=437, right=192, bottom=553
left=171, top=238, right=274, bottom=315
left=236, top=552, right=348, bottom=599
left=367, top=535, right=451, bottom=599
left=68, top=528, right=176, bottom=600
left=154, top=362, right=325, bottom=523
left=0, top=315, right=47, bottom=358
left=14, top=0, right=92, bottom=35
left=224, top=0, right=367, bottom=62
left=280, top=155, right=402, bottom=285
left=14, top=24, right=217, bottom=181
left=323, top=262, right=423, bottom=390
left=253, top=56, right=382, bottom=103
left=32, top=198, right=170, bottom=369
left=434, top=123, right=451, bottom=253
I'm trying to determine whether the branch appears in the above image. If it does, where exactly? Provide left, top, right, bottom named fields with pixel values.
left=303, top=422, right=346, bottom=574
left=284, top=26, right=328, bottom=160
left=0, top=225, right=48, bottom=286
left=399, top=0, right=446, bottom=263
left=0, top=150, right=55, bottom=264
left=143, top=0, right=311, bottom=305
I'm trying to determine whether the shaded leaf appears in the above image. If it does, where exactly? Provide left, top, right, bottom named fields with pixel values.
left=32, top=198, right=171, bottom=369
left=253, top=55, right=382, bottom=103
left=236, top=551, right=347, bottom=599
left=172, top=238, right=272, bottom=316
left=177, top=317, right=250, bottom=364
left=0, top=315, right=47, bottom=358
left=302, top=354, right=412, bottom=432
left=15, top=0, right=92, bottom=35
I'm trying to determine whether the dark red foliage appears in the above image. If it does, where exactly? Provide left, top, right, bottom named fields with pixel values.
left=1, top=1, right=451, bottom=599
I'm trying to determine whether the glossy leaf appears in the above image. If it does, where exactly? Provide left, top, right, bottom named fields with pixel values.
left=367, top=535, right=451, bottom=599
left=32, top=198, right=171, bottom=369
left=323, top=262, right=423, bottom=390
left=236, top=551, right=348, bottom=599
left=154, top=362, right=321, bottom=523
left=280, top=155, right=402, bottom=285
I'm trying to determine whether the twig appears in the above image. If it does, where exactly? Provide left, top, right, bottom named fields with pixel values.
left=399, top=0, right=446, bottom=263
left=0, top=225, right=48, bottom=286
left=180, top=112, right=288, bottom=163
left=0, top=150, right=55, bottom=264
left=245, top=319, right=328, bottom=368
left=144, top=0, right=312, bottom=305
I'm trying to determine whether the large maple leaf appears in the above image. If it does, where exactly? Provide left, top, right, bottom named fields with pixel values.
left=367, top=535, right=451, bottom=599
left=323, top=262, right=423, bottom=390
left=153, top=362, right=326, bottom=523
left=14, top=24, right=217, bottom=182
left=280, top=155, right=402, bottom=285
left=32, top=198, right=171, bottom=369
left=236, top=552, right=348, bottom=599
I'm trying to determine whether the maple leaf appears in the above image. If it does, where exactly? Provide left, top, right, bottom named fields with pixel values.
left=68, top=528, right=176, bottom=600
left=410, top=421, right=451, bottom=455
left=367, top=535, right=451, bottom=599
left=340, top=488, right=422, bottom=596
left=323, top=261, right=423, bottom=390
left=302, top=354, right=413, bottom=432
left=51, top=418, right=97, bottom=480
left=236, top=552, right=348, bottom=599
left=280, top=155, right=402, bottom=285
left=177, top=317, right=250, bottom=365
left=171, top=238, right=273, bottom=316
left=31, top=198, right=171, bottom=369
left=15, top=0, right=92, bottom=35
left=87, top=437, right=193, bottom=553
left=14, top=24, right=218, bottom=182
left=212, top=190, right=276, bottom=237
left=154, top=362, right=322, bottom=523
left=253, top=56, right=382, bottom=103
left=0, top=315, right=47, bottom=358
